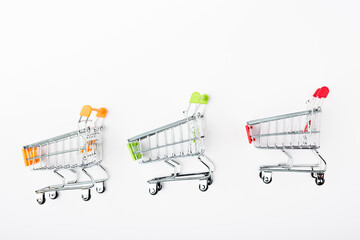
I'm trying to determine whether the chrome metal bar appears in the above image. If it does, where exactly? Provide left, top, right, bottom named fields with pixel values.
left=134, top=137, right=200, bottom=154
left=97, top=164, right=109, bottom=181
left=282, top=149, right=293, bottom=169
left=53, top=170, right=66, bottom=189
left=128, top=116, right=196, bottom=141
left=140, top=152, right=202, bottom=164
left=35, top=178, right=107, bottom=193
left=199, top=155, right=215, bottom=172
left=260, top=164, right=320, bottom=169
left=165, top=160, right=178, bottom=177
left=148, top=172, right=211, bottom=184
left=24, top=130, right=80, bottom=149
left=255, top=145, right=319, bottom=149
left=24, top=127, right=102, bottom=149
left=26, top=147, right=85, bottom=161
left=82, top=168, right=95, bottom=189
left=252, top=130, right=320, bottom=138
left=312, top=149, right=327, bottom=171
left=247, top=109, right=321, bottom=125
left=259, top=167, right=325, bottom=173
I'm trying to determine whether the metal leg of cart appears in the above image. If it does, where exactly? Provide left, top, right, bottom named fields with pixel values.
left=310, top=149, right=327, bottom=186
left=147, top=154, right=214, bottom=195
left=35, top=164, right=108, bottom=204
left=258, top=149, right=327, bottom=186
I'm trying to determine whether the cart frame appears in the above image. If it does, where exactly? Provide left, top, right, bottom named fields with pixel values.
left=127, top=92, right=214, bottom=195
left=246, top=86, right=329, bottom=185
left=22, top=105, right=108, bottom=204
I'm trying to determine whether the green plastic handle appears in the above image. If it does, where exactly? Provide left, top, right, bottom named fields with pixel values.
left=127, top=142, right=141, bottom=161
left=199, top=94, right=209, bottom=104
left=189, top=92, right=201, bottom=103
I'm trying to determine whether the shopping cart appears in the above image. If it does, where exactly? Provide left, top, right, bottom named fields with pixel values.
left=127, top=92, right=214, bottom=195
left=22, top=105, right=108, bottom=204
left=246, top=86, right=329, bottom=185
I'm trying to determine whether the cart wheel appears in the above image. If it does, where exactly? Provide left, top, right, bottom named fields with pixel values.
left=149, top=186, right=158, bottom=195
left=156, top=182, right=162, bottom=191
left=36, top=193, right=46, bottom=205
left=207, top=176, right=213, bottom=186
left=96, top=182, right=105, bottom=194
left=49, top=191, right=58, bottom=200
left=199, top=183, right=209, bottom=192
left=263, top=176, right=272, bottom=184
left=82, top=189, right=91, bottom=201
left=315, top=174, right=325, bottom=186
left=311, top=172, right=317, bottom=178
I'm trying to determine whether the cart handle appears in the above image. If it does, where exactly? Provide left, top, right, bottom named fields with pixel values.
left=189, top=92, right=209, bottom=104
left=313, top=88, right=321, bottom=97
left=80, top=105, right=107, bottom=118
left=22, top=148, right=40, bottom=167
left=189, top=92, right=201, bottom=103
left=313, top=86, right=329, bottom=99
left=199, top=94, right=209, bottom=104
left=246, top=125, right=253, bottom=144
left=317, top=86, right=329, bottom=99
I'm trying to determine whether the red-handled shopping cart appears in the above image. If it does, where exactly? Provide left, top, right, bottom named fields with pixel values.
left=246, top=86, right=329, bottom=185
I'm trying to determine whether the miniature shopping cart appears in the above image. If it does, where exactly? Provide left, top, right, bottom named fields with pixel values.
left=127, top=92, right=214, bottom=195
left=22, top=105, right=108, bottom=204
left=246, top=86, right=329, bottom=185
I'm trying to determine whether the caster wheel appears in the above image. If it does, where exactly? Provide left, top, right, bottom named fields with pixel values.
left=315, top=177, right=325, bottom=186
left=207, top=176, right=213, bottom=186
left=96, top=183, right=105, bottom=194
left=49, top=191, right=58, bottom=200
left=82, top=189, right=91, bottom=201
left=149, top=186, right=158, bottom=195
left=36, top=193, right=46, bottom=205
left=199, top=183, right=209, bottom=192
left=263, top=176, right=272, bottom=184
left=156, top=182, right=162, bottom=191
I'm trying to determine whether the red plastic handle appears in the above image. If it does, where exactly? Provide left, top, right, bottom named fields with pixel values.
left=317, top=86, right=329, bottom=98
left=313, top=86, right=329, bottom=99
left=313, top=88, right=321, bottom=97
left=246, top=125, right=252, bottom=144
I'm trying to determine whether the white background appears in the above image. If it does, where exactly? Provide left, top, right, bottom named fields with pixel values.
left=0, top=1, right=359, bottom=239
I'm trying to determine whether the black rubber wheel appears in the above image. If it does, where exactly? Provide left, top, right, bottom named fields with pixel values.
left=315, top=177, right=325, bottom=186
left=49, top=191, right=58, bottom=200
left=82, top=190, right=91, bottom=201
left=96, top=185, right=106, bottom=194
left=199, top=183, right=209, bottom=192
left=156, top=183, right=162, bottom=191
left=149, top=187, right=158, bottom=195
left=263, top=176, right=272, bottom=184
left=36, top=194, right=46, bottom=205
left=207, top=177, right=213, bottom=186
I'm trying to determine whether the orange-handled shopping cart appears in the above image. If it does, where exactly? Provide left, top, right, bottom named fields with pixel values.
left=22, top=105, right=108, bottom=204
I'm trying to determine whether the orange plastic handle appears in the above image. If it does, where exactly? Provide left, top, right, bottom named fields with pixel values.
left=80, top=105, right=107, bottom=118
left=22, top=149, right=29, bottom=167
left=22, top=148, right=40, bottom=167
